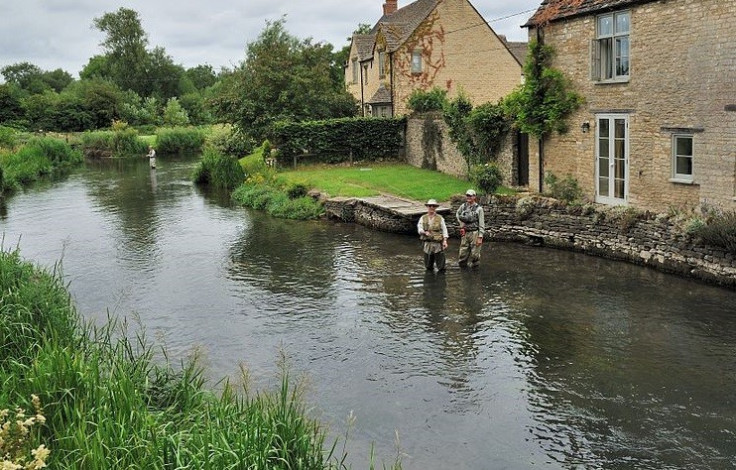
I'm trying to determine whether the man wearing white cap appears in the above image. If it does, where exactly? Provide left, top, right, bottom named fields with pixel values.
left=417, top=199, right=449, bottom=272
left=455, top=189, right=485, bottom=268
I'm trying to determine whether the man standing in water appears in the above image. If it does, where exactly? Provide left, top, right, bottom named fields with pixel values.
left=456, top=189, right=484, bottom=268
left=418, top=199, right=449, bottom=272
left=146, top=145, right=156, bottom=169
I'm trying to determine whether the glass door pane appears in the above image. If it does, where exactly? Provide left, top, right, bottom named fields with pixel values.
left=614, top=119, right=626, bottom=199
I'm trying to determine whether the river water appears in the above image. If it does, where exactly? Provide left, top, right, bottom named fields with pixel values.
left=2, top=156, right=735, bottom=469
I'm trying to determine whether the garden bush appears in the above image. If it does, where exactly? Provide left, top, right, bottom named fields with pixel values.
left=544, top=172, right=583, bottom=203
left=692, top=209, right=736, bottom=254
left=407, top=87, right=448, bottom=113
left=469, top=162, right=503, bottom=195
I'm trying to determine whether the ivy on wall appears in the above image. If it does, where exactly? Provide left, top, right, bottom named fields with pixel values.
left=503, top=40, right=583, bottom=138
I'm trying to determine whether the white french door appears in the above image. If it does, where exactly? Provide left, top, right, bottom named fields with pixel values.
left=595, top=114, right=629, bottom=205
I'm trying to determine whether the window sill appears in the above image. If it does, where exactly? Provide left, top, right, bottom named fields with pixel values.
left=669, top=178, right=696, bottom=185
left=593, top=77, right=630, bottom=85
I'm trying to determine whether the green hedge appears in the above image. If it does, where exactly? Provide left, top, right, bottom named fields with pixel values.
left=269, top=117, right=405, bottom=164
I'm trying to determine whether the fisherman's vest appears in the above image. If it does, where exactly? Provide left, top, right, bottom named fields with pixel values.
left=420, top=214, right=445, bottom=242
left=457, top=203, right=481, bottom=231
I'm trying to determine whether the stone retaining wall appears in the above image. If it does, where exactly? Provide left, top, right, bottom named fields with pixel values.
left=325, top=195, right=736, bottom=289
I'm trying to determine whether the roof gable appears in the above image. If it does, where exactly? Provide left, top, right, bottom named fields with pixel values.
left=526, top=0, right=660, bottom=26
left=372, top=0, right=441, bottom=52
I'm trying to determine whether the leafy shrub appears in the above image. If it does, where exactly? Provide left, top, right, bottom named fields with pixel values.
left=691, top=210, right=736, bottom=254
left=193, top=148, right=245, bottom=190
left=206, top=125, right=255, bottom=158
left=232, top=183, right=324, bottom=220
left=407, top=87, right=448, bottom=113
left=268, top=195, right=324, bottom=220
left=286, top=182, right=308, bottom=199
left=469, top=163, right=503, bottom=195
left=0, top=125, right=17, bottom=149
left=155, top=127, right=205, bottom=154
left=544, top=172, right=583, bottom=203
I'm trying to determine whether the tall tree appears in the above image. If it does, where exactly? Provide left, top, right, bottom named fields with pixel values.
left=211, top=18, right=357, bottom=140
left=93, top=8, right=149, bottom=94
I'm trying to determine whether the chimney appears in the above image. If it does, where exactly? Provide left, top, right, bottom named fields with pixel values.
left=383, top=0, right=398, bottom=16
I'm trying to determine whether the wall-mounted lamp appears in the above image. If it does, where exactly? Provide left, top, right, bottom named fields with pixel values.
left=581, top=121, right=590, bottom=133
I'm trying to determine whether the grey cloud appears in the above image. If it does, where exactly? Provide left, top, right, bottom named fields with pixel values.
left=1, top=0, right=540, bottom=76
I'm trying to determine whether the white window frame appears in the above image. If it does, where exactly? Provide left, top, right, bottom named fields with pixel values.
left=591, top=11, right=630, bottom=82
left=671, top=134, right=694, bottom=183
left=411, top=49, right=422, bottom=74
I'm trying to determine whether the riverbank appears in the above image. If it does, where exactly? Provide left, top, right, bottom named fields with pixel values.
left=324, top=194, right=736, bottom=289
left=0, top=248, right=341, bottom=468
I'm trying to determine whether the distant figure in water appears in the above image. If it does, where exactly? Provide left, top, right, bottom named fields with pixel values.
left=146, top=145, right=156, bottom=169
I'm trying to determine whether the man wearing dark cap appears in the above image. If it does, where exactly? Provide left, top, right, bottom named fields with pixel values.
left=455, top=189, right=484, bottom=268
left=417, top=199, right=449, bottom=272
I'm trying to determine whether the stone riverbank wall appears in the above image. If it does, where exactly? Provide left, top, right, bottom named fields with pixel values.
left=324, top=195, right=736, bottom=289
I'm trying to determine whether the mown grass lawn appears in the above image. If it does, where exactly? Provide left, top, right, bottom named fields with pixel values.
left=278, top=163, right=512, bottom=202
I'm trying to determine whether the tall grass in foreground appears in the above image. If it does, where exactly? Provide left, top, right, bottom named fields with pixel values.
left=0, top=137, right=82, bottom=191
left=0, top=248, right=339, bottom=469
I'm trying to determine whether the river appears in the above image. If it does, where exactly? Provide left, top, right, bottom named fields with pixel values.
left=1, top=155, right=735, bottom=469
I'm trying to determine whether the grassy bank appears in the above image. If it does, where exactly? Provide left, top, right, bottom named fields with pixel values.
left=0, top=137, right=83, bottom=193
left=0, top=248, right=340, bottom=469
left=278, top=163, right=508, bottom=202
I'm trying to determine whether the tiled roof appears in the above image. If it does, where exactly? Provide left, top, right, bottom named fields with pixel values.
left=371, top=0, right=441, bottom=52
left=506, top=41, right=528, bottom=64
left=525, top=0, right=660, bottom=26
left=353, top=34, right=376, bottom=61
left=367, top=84, right=392, bottom=104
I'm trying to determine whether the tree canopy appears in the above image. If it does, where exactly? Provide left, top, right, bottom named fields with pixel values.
left=211, top=18, right=357, bottom=140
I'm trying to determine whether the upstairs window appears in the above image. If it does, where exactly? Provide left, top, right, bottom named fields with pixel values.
left=672, top=134, right=694, bottom=182
left=351, top=58, right=358, bottom=84
left=411, top=50, right=422, bottom=74
left=379, top=51, right=386, bottom=78
left=591, top=11, right=630, bottom=81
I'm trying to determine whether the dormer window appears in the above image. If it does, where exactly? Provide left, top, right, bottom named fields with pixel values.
left=591, top=11, right=630, bottom=82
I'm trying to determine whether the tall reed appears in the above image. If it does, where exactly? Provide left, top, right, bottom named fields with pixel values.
left=0, top=248, right=336, bottom=469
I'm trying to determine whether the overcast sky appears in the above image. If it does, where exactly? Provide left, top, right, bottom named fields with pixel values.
left=1, top=0, right=541, bottom=78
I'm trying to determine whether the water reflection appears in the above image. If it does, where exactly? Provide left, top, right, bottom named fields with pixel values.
left=1, top=156, right=735, bottom=469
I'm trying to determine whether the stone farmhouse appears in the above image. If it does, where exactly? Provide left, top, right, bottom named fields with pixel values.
left=524, top=0, right=736, bottom=213
left=345, top=0, right=526, bottom=118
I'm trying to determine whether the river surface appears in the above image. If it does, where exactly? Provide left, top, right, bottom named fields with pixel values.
left=2, top=155, right=736, bottom=469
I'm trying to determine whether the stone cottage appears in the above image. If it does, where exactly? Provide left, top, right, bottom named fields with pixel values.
left=524, top=0, right=736, bottom=213
left=345, top=0, right=526, bottom=118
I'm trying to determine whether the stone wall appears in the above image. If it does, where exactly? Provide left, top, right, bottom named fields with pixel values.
left=527, top=0, right=736, bottom=212
left=324, top=195, right=736, bottom=289
left=405, top=113, right=518, bottom=184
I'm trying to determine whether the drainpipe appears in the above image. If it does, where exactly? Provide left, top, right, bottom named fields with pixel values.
left=360, top=62, right=365, bottom=117
left=389, top=52, right=395, bottom=117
